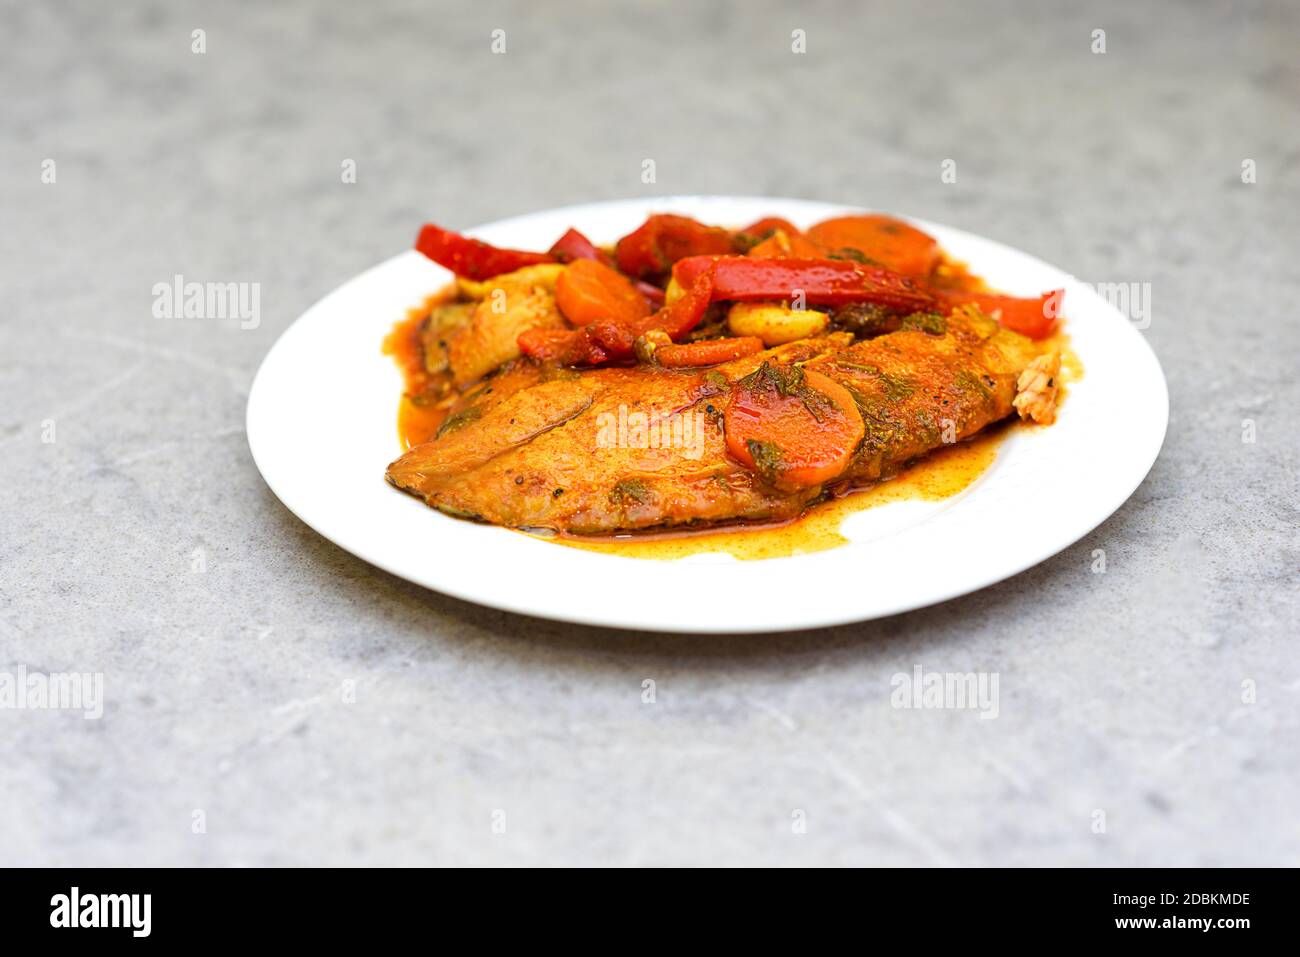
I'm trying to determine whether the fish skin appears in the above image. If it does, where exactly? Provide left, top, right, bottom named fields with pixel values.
left=386, top=312, right=1040, bottom=533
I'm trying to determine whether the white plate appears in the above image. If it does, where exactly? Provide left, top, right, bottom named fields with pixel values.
left=247, top=197, right=1168, bottom=633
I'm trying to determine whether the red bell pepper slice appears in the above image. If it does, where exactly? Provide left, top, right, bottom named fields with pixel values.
left=548, top=227, right=605, bottom=264
left=415, top=223, right=553, bottom=281
left=513, top=327, right=603, bottom=366
left=635, top=281, right=666, bottom=306
left=615, top=214, right=735, bottom=279
left=935, top=289, right=1063, bottom=339
left=648, top=265, right=715, bottom=340
left=672, top=256, right=933, bottom=312
left=517, top=318, right=634, bottom=367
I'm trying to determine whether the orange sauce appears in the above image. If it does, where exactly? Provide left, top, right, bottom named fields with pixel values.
left=545, top=425, right=1004, bottom=561
left=383, top=291, right=457, bottom=450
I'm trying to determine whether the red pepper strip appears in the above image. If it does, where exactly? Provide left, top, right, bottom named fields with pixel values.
left=519, top=268, right=715, bottom=366
left=935, top=288, right=1063, bottom=339
left=548, top=227, right=606, bottom=264
left=672, top=256, right=933, bottom=312
left=615, top=214, right=736, bottom=278
left=415, top=223, right=553, bottom=281
left=516, top=317, right=635, bottom=366
left=647, top=266, right=715, bottom=340
left=635, top=281, right=666, bottom=306
left=515, top=327, right=607, bottom=365
left=656, top=336, right=764, bottom=368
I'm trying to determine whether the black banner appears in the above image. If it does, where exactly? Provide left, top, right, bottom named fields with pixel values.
left=0, top=867, right=1291, bottom=944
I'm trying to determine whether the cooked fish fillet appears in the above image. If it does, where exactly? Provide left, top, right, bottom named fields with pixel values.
left=386, top=309, right=1043, bottom=533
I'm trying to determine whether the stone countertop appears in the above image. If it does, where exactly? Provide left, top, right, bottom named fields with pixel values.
left=1, top=0, right=1296, bottom=866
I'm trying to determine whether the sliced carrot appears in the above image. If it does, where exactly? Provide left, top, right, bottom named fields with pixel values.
left=655, top=336, right=764, bottom=368
left=555, top=258, right=652, bottom=327
left=724, top=363, right=864, bottom=490
left=806, top=215, right=940, bottom=276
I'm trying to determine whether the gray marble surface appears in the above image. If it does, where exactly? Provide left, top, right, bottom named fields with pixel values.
left=1, top=0, right=1296, bottom=866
